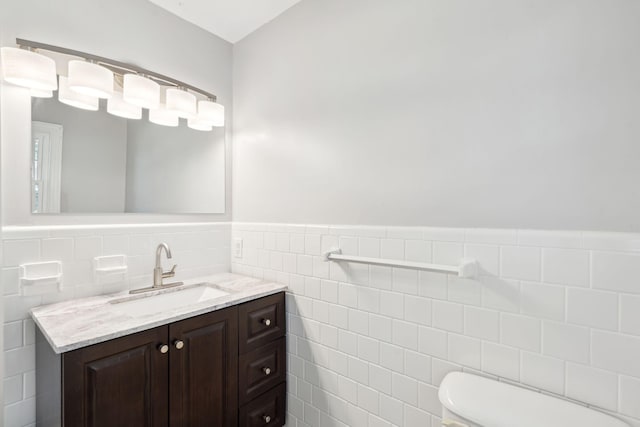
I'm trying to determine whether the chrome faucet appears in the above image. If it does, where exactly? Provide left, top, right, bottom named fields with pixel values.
left=154, top=242, right=176, bottom=288
left=129, top=242, right=183, bottom=294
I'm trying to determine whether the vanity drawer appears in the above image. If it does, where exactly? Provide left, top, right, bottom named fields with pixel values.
left=239, top=292, right=285, bottom=354
left=239, top=383, right=286, bottom=427
left=239, top=337, right=286, bottom=404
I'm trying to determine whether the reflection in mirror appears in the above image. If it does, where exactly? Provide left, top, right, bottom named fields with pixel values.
left=31, top=121, right=63, bottom=213
left=31, top=97, right=225, bottom=214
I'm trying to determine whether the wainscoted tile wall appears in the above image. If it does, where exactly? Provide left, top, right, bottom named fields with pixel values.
left=231, top=223, right=640, bottom=427
left=2, top=222, right=230, bottom=426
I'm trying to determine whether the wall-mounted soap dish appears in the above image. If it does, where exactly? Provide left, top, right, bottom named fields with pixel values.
left=94, top=255, right=127, bottom=285
left=94, top=255, right=127, bottom=274
left=20, top=261, right=63, bottom=296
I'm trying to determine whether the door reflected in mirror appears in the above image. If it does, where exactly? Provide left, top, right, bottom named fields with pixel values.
left=31, top=121, right=63, bottom=213
left=31, top=96, right=225, bottom=214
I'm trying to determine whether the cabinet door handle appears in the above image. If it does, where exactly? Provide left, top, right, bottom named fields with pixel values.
left=262, top=367, right=272, bottom=376
left=263, top=415, right=271, bottom=424
left=158, top=344, right=169, bottom=354
left=262, top=318, right=271, bottom=326
left=173, top=340, right=184, bottom=350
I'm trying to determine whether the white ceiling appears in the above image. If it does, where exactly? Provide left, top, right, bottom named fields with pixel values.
left=149, top=0, right=302, bottom=43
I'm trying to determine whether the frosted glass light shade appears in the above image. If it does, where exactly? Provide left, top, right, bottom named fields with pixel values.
left=0, top=47, right=57, bottom=91
left=30, top=88, right=53, bottom=98
left=123, top=74, right=160, bottom=109
left=68, top=60, right=113, bottom=98
left=197, top=100, right=224, bottom=127
left=58, top=76, right=99, bottom=111
left=149, top=104, right=179, bottom=127
left=187, top=118, right=213, bottom=131
left=107, top=91, right=142, bottom=119
left=166, top=88, right=197, bottom=118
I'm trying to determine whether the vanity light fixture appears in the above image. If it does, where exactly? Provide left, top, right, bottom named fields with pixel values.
left=107, top=91, right=142, bottom=120
left=149, top=104, right=179, bottom=127
left=67, top=60, right=114, bottom=98
left=165, top=87, right=197, bottom=118
left=30, top=88, right=53, bottom=98
left=123, top=74, right=160, bottom=109
left=0, top=46, right=57, bottom=91
left=196, top=99, right=225, bottom=127
left=1, top=38, right=223, bottom=131
left=149, top=86, right=179, bottom=126
left=187, top=117, right=213, bottom=132
left=58, top=76, right=99, bottom=111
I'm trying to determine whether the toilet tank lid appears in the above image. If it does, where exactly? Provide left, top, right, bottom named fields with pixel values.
left=438, top=372, right=628, bottom=427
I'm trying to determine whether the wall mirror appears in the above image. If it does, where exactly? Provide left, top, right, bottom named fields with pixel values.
left=31, top=96, right=225, bottom=214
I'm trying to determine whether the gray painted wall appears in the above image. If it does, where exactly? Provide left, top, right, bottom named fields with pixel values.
left=0, top=0, right=233, bottom=225
left=232, top=0, right=640, bottom=231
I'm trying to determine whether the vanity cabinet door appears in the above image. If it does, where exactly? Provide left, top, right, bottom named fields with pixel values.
left=169, top=306, right=239, bottom=427
left=62, top=326, right=169, bottom=427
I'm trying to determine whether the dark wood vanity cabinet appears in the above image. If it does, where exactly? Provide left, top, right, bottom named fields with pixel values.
left=62, top=307, right=238, bottom=427
left=40, top=292, right=286, bottom=427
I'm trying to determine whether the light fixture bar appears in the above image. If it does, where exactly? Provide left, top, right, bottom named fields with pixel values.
left=15, top=38, right=217, bottom=102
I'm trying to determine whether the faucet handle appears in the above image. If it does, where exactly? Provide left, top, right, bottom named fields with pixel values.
left=163, top=264, right=177, bottom=278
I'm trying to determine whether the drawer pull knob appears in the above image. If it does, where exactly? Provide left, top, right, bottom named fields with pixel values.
left=174, top=340, right=184, bottom=350
left=158, top=344, right=169, bottom=354
left=262, top=367, right=272, bottom=375
left=263, top=318, right=271, bottom=326
left=263, top=415, right=271, bottom=423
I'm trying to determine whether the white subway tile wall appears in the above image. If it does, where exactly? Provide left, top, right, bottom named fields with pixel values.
left=2, top=223, right=231, bottom=426
left=232, top=223, right=640, bottom=427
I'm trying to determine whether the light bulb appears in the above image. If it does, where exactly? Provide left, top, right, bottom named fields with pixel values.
left=58, top=76, right=99, bottom=111
left=187, top=118, right=213, bottom=131
left=0, top=47, right=57, bottom=91
left=197, top=100, right=224, bottom=127
left=123, top=74, right=160, bottom=109
left=149, top=104, right=179, bottom=127
left=107, top=91, right=142, bottom=119
left=30, top=88, right=53, bottom=98
left=68, top=60, right=114, bottom=98
left=165, top=88, right=197, bottom=118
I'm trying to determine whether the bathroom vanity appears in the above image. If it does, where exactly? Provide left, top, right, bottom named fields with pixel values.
left=31, top=274, right=287, bottom=427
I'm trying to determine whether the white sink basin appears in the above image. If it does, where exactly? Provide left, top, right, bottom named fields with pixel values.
left=111, top=284, right=230, bottom=317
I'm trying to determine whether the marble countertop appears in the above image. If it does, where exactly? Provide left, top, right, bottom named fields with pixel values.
left=31, top=273, right=287, bottom=354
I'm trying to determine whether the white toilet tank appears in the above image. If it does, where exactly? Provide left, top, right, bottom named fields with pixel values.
left=438, top=372, right=629, bottom=427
